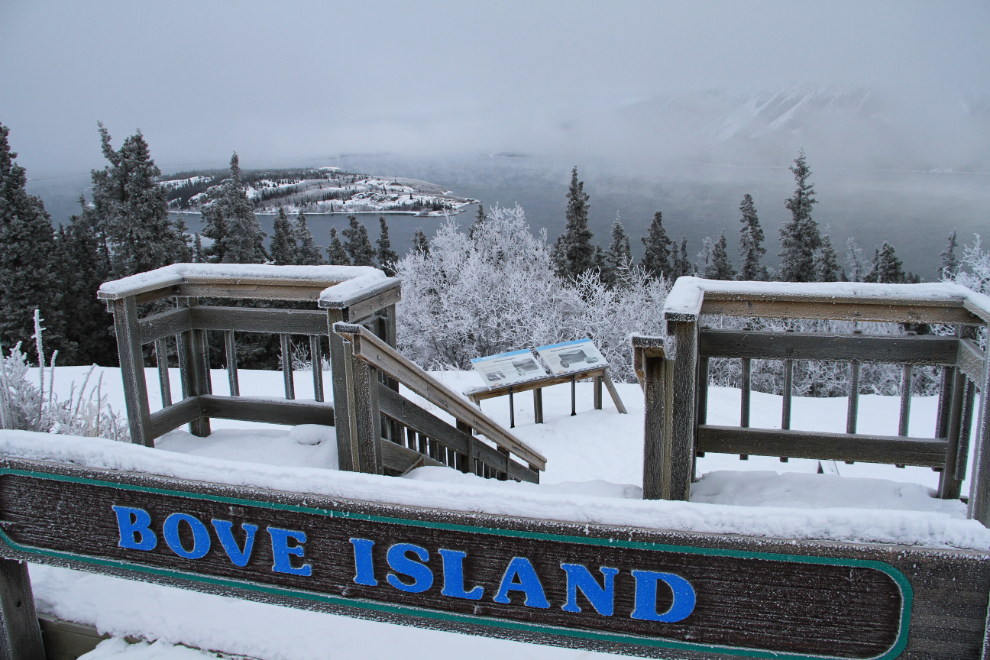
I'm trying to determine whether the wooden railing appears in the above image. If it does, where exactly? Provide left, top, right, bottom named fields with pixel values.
left=633, top=278, right=990, bottom=525
left=333, top=323, right=545, bottom=483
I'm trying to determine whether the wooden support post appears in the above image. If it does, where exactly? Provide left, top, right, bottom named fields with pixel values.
left=533, top=388, right=543, bottom=424
left=0, top=560, right=44, bottom=660
left=967, top=335, right=990, bottom=525
left=668, top=320, right=698, bottom=501
left=781, top=358, right=793, bottom=432
left=280, top=334, right=295, bottom=400
left=570, top=376, right=576, bottom=416
left=177, top=298, right=211, bottom=437
left=350, top=354, right=382, bottom=474
left=939, top=367, right=969, bottom=499
left=508, top=386, right=515, bottom=429
left=328, top=309, right=355, bottom=472
left=593, top=376, right=603, bottom=410
left=310, top=335, right=324, bottom=402
left=641, top=351, right=669, bottom=500
left=601, top=371, right=627, bottom=413
left=847, top=360, right=860, bottom=435
left=740, top=358, right=751, bottom=428
left=154, top=338, right=172, bottom=408
left=224, top=330, right=239, bottom=397
left=899, top=364, right=913, bottom=437
left=936, top=364, right=955, bottom=441
left=113, top=296, right=153, bottom=447
left=697, top=356, right=709, bottom=426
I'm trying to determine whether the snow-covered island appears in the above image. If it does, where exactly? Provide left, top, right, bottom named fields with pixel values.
left=161, top=166, right=478, bottom=217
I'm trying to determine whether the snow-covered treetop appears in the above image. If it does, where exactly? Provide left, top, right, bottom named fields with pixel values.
left=98, top=263, right=392, bottom=304
left=663, top=276, right=990, bottom=324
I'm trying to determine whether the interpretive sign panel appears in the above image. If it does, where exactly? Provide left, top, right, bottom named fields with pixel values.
left=471, top=349, right=547, bottom=388
left=0, top=459, right=929, bottom=659
left=536, top=339, right=608, bottom=376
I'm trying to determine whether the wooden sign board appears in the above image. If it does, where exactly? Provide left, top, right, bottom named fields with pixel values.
left=471, top=349, right=547, bottom=389
left=0, top=458, right=988, bottom=659
left=536, top=339, right=608, bottom=376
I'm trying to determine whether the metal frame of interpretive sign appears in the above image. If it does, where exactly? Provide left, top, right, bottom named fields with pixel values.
left=536, top=339, right=608, bottom=377
left=2, top=457, right=990, bottom=659
left=471, top=349, right=548, bottom=389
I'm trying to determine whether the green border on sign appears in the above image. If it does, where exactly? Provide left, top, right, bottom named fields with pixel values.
left=0, top=468, right=912, bottom=660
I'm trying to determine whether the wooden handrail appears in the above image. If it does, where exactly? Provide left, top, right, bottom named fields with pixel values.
left=333, top=322, right=547, bottom=470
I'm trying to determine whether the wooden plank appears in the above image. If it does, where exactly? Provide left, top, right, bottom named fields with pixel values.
left=740, top=358, right=751, bottom=428
left=464, top=367, right=606, bottom=402
left=280, top=334, right=295, bottom=400
left=700, top=296, right=982, bottom=325
left=149, top=396, right=202, bottom=439
left=10, top=457, right=986, bottom=659
left=224, top=330, right=240, bottom=397
left=959, top=337, right=985, bottom=383
left=380, top=440, right=445, bottom=474
left=112, top=297, right=153, bottom=448
left=198, top=395, right=334, bottom=427
left=699, top=329, right=960, bottom=365
left=601, top=371, right=627, bottom=414
left=176, top=282, right=328, bottom=301
left=667, top=320, right=697, bottom=501
left=139, top=307, right=192, bottom=344
left=344, top=283, right=403, bottom=325
left=698, top=426, right=949, bottom=467
left=154, top=338, right=172, bottom=408
left=310, top=335, right=324, bottom=403
left=190, top=306, right=330, bottom=336
left=38, top=614, right=114, bottom=660
left=335, top=323, right=546, bottom=470
left=966, top=341, right=990, bottom=525
left=0, top=560, right=44, bottom=660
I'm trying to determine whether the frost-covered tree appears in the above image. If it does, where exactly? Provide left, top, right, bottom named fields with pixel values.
left=193, top=233, right=203, bottom=263
left=814, top=231, right=841, bottom=283
left=940, top=230, right=959, bottom=279
left=602, top=213, right=633, bottom=288
left=779, top=149, right=821, bottom=282
left=672, top=237, right=692, bottom=278
left=737, top=194, right=767, bottom=281
left=269, top=207, right=298, bottom=265
left=0, top=120, right=68, bottom=362
left=947, top=234, right=989, bottom=297
left=846, top=237, right=867, bottom=282
left=325, top=227, right=350, bottom=265
left=864, top=242, right=906, bottom=283
left=294, top=210, right=323, bottom=265
left=641, top=210, right=673, bottom=280
left=201, top=153, right=268, bottom=263
left=469, top=203, right=486, bottom=241
left=90, top=123, right=187, bottom=277
left=342, top=215, right=376, bottom=266
left=551, top=166, right=594, bottom=279
left=698, top=233, right=735, bottom=280
left=376, top=216, right=399, bottom=276
left=412, top=228, right=430, bottom=256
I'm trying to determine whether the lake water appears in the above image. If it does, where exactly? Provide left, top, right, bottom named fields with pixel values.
left=30, top=155, right=990, bottom=280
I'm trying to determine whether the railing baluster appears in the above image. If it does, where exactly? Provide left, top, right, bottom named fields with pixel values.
left=740, top=358, right=751, bottom=428
left=939, top=367, right=968, bottom=499
left=898, top=364, right=913, bottom=437
left=846, top=360, right=860, bottom=435
left=224, top=330, right=239, bottom=397
left=280, top=333, right=295, bottom=400
left=956, top=380, right=977, bottom=482
left=310, top=335, right=324, bottom=402
left=781, top=358, right=793, bottom=431
left=154, top=338, right=172, bottom=408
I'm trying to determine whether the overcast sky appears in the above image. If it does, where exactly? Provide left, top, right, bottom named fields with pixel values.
left=2, top=0, right=988, bottom=177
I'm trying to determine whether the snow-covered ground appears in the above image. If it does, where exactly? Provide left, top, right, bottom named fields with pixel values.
left=11, top=365, right=986, bottom=659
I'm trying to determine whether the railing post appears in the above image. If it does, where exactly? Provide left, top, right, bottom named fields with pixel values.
left=668, top=320, right=698, bottom=501
left=349, top=345, right=382, bottom=474
left=177, top=298, right=211, bottom=437
left=309, top=335, right=324, bottom=402
left=641, top=348, right=669, bottom=500
left=112, top=295, right=153, bottom=447
left=0, top=560, right=44, bottom=660
left=224, top=330, right=239, bottom=397
left=154, top=337, right=172, bottom=408
left=280, top=334, right=295, bottom=400
left=967, top=334, right=990, bottom=524
left=939, top=366, right=968, bottom=499
left=328, top=308, right=356, bottom=472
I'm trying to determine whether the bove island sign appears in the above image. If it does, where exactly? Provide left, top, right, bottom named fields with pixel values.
left=0, top=462, right=910, bottom=660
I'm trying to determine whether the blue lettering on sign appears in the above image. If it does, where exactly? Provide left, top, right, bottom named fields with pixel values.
left=267, top=527, right=311, bottom=576
left=112, top=505, right=157, bottom=551
left=162, top=513, right=211, bottom=560
left=211, top=520, right=258, bottom=567
left=350, top=538, right=378, bottom=586
left=630, top=570, right=696, bottom=622
left=386, top=543, right=433, bottom=593
left=438, top=549, right=484, bottom=600
left=494, top=557, right=550, bottom=609
left=560, top=564, right=619, bottom=616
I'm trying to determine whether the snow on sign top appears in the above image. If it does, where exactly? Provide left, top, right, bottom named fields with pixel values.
left=97, top=263, right=389, bottom=302
left=535, top=339, right=608, bottom=376
left=471, top=349, right=548, bottom=389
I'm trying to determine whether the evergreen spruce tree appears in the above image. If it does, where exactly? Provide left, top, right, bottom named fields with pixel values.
left=737, top=193, right=767, bottom=281
left=469, top=203, right=487, bottom=241
left=193, top=233, right=203, bottom=263
left=55, top=197, right=116, bottom=366
left=294, top=210, right=323, bottom=265
left=325, top=227, right=350, bottom=265
left=846, top=237, right=867, bottom=282
left=412, top=228, right=430, bottom=257
left=778, top=149, right=821, bottom=282
left=603, top=213, right=633, bottom=288
left=90, top=123, right=187, bottom=277
left=703, top=232, right=736, bottom=280
left=865, top=242, right=906, bottom=283
left=940, top=230, right=959, bottom=279
left=814, top=232, right=841, bottom=282
left=201, top=153, right=268, bottom=264
left=551, top=166, right=594, bottom=279
left=376, top=216, right=399, bottom=275
left=671, top=237, right=692, bottom=278
left=269, top=207, right=298, bottom=265
left=640, top=210, right=673, bottom=280
left=0, top=121, right=69, bottom=362
left=342, top=215, right=376, bottom=266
